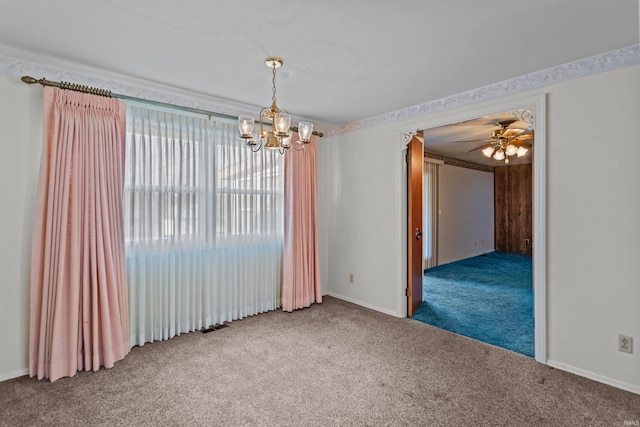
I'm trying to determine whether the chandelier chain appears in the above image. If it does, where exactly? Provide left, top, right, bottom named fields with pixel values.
left=271, top=63, right=277, bottom=105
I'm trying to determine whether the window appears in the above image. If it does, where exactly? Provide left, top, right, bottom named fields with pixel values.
left=123, top=107, right=283, bottom=246
left=124, top=105, right=284, bottom=347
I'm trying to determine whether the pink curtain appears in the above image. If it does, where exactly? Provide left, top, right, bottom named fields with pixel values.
left=282, top=134, right=322, bottom=312
left=29, top=87, right=130, bottom=382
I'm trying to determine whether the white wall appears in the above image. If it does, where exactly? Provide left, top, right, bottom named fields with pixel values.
left=319, top=64, right=640, bottom=393
left=319, top=126, right=403, bottom=316
left=1, top=63, right=639, bottom=395
left=544, top=65, right=640, bottom=393
left=0, top=74, right=42, bottom=381
left=438, top=164, right=494, bottom=265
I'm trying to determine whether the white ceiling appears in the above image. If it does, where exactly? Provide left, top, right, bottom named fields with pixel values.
left=420, top=112, right=534, bottom=167
left=0, top=1, right=638, bottom=166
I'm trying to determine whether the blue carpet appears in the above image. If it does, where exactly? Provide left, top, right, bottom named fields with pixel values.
left=412, top=251, right=533, bottom=357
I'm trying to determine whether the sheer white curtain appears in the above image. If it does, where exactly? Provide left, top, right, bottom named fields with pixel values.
left=423, top=159, right=441, bottom=269
left=124, top=106, right=283, bottom=347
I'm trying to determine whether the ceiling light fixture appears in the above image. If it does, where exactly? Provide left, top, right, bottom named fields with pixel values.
left=238, top=57, right=313, bottom=153
left=481, top=137, right=529, bottom=164
left=468, top=119, right=532, bottom=164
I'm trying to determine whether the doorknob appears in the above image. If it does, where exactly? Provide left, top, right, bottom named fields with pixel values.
left=415, top=228, right=422, bottom=240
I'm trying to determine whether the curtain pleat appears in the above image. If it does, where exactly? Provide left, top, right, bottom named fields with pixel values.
left=124, top=108, right=283, bottom=347
left=29, top=87, right=129, bottom=382
left=282, top=135, right=322, bottom=312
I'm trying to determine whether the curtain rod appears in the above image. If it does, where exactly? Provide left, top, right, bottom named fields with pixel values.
left=20, top=76, right=324, bottom=137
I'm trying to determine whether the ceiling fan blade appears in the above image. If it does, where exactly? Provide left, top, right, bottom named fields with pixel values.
left=453, top=138, right=492, bottom=144
left=506, top=140, right=532, bottom=148
left=516, top=141, right=533, bottom=148
left=502, top=128, right=525, bottom=138
left=512, top=134, right=533, bottom=141
left=466, top=143, right=492, bottom=153
left=496, top=119, right=518, bottom=128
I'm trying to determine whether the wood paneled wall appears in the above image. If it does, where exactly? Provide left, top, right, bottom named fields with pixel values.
left=494, top=164, right=532, bottom=255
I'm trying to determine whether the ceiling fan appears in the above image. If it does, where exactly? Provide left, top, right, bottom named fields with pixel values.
left=460, top=119, right=533, bottom=164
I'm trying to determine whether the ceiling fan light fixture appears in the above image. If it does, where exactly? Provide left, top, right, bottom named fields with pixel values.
left=493, top=150, right=505, bottom=161
left=516, top=146, right=529, bottom=157
left=505, top=144, right=518, bottom=156
left=482, top=146, right=494, bottom=157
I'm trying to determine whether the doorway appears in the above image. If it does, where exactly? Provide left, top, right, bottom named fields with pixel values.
left=402, top=95, right=546, bottom=363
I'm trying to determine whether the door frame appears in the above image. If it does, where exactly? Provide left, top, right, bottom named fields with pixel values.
left=400, top=94, right=547, bottom=364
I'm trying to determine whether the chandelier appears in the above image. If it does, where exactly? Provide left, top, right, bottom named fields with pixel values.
left=238, top=57, right=313, bottom=153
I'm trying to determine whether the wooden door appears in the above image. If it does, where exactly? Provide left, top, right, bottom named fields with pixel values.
left=407, top=136, right=423, bottom=316
left=494, top=164, right=533, bottom=255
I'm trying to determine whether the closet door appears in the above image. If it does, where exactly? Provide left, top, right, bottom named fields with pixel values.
left=494, top=164, right=532, bottom=255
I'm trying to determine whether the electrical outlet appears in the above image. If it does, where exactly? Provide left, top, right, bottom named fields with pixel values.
left=619, top=334, right=633, bottom=354
left=349, top=274, right=354, bottom=284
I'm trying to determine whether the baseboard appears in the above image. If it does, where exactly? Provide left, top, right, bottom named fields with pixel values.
left=547, top=359, right=640, bottom=395
left=327, top=292, right=401, bottom=318
left=0, top=368, right=28, bottom=383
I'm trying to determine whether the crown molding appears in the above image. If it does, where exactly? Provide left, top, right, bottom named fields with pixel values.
left=326, top=44, right=640, bottom=136
left=0, top=47, right=327, bottom=132
left=1, top=44, right=636, bottom=137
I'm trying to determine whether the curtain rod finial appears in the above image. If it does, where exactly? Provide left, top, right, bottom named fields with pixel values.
left=21, top=76, right=40, bottom=85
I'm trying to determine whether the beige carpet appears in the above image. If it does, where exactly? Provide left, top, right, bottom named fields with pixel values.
left=1, top=296, right=638, bottom=426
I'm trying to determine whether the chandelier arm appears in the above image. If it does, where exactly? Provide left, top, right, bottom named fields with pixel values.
left=291, top=126, right=324, bottom=138
left=259, top=107, right=269, bottom=136
left=250, top=141, right=263, bottom=153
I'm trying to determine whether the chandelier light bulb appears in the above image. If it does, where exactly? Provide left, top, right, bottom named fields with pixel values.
left=281, top=134, right=291, bottom=149
left=505, top=144, right=517, bottom=156
left=482, top=146, right=494, bottom=157
left=493, top=150, right=505, bottom=161
left=274, top=113, right=291, bottom=136
left=298, top=122, right=314, bottom=143
left=238, top=115, right=254, bottom=138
